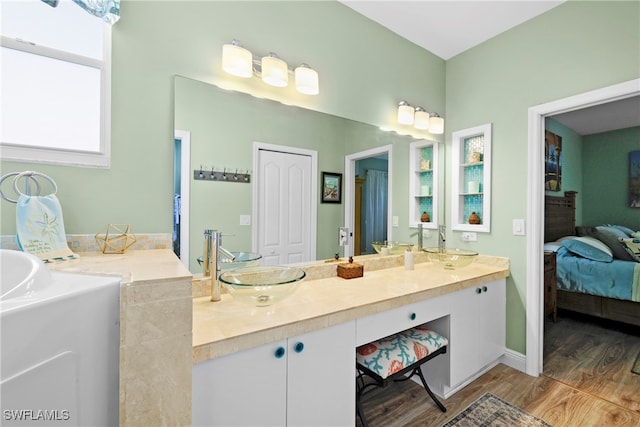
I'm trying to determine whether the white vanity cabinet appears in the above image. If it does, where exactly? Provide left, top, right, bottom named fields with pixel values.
left=192, top=320, right=355, bottom=427
left=356, top=293, right=450, bottom=346
left=448, top=278, right=506, bottom=388
left=356, top=278, right=506, bottom=398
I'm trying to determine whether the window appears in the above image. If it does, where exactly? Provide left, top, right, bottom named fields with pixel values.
left=1, top=0, right=111, bottom=168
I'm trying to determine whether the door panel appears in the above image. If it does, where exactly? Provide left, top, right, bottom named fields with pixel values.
left=258, top=150, right=312, bottom=265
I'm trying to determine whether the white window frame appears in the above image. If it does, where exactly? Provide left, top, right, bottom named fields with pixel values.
left=0, top=26, right=111, bottom=168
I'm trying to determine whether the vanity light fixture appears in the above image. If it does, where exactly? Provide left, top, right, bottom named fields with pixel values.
left=414, top=107, right=430, bottom=130
left=396, top=100, right=444, bottom=134
left=295, top=64, right=320, bottom=95
left=222, top=40, right=253, bottom=78
left=261, top=53, right=288, bottom=87
left=428, top=113, right=445, bottom=134
left=397, top=101, right=415, bottom=125
left=222, top=40, right=319, bottom=95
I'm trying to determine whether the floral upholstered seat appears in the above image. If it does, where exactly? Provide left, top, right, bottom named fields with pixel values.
left=355, top=325, right=448, bottom=427
left=356, top=326, right=448, bottom=380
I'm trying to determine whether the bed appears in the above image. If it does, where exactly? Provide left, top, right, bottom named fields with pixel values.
left=544, top=191, right=640, bottom=327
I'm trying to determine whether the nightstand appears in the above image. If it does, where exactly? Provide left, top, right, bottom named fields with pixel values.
left=544, top=251, right=557, bottom=322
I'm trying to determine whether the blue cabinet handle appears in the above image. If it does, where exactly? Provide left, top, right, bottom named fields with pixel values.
left=482, top=286, right=488, bottom=293
left=476, top=288, right=482, bottom=294
left=294, top=342, right=304, bottom=353
left=274, top=346, right=286, bottom=359
left=410, top=312, right=416, bottom=321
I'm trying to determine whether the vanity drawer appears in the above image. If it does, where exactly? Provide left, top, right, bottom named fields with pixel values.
left=356, top=293, right=449, bottom=346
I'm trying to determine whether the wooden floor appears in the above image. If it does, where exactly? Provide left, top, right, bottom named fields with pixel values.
left=357, top=311, right=640, bottom=426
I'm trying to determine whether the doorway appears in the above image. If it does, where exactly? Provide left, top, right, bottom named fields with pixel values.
left=344, top=145, right=393, bottom=258
left=354, top=156, right=389, bottom=255
left=252, top=142, right=317, bottom=265
left=173, top=129, right=190, bottom=269
left=525, top=78, right=640, bottom=376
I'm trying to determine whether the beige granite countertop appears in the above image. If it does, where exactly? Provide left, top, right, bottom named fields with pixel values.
left=45, top=249, right=192, bottom=284
left=193, top=257, right=509, bottom=364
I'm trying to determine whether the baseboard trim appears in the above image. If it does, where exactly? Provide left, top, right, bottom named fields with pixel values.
left=500, top=348, right=527, bottom=374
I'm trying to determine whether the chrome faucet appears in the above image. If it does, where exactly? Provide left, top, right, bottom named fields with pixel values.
left=438, top=224, right=446, bottom=253
left=410, top=223, right=424, bottom=251
left=203, top=229, right=236, bottom=302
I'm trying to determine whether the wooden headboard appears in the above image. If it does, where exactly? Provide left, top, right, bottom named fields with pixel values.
left=545, top=191, right=578, bottom=242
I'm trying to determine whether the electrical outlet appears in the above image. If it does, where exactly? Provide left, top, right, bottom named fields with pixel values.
left=462, top=232, right=477, bottom=242
left=339, top=227, right=350, bottom=246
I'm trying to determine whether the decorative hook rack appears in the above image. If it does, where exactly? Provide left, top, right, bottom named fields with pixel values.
left=194, top=166, right=251, bottom=183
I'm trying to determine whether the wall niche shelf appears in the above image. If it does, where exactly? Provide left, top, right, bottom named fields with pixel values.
left=451, top=123, right=492, bottom=233
left=409, top=139, right=439, bottom=229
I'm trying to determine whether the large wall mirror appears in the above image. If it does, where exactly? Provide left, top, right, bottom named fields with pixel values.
left=174, top=76, right=440, bottom=273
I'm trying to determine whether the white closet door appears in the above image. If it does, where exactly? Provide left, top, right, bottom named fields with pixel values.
left=257, top=149, right=312, bottom=265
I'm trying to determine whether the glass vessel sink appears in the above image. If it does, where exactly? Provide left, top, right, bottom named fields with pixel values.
left=372, top=241, right=414, bottom=255
left=424, top=248, right=478, bottom=269
left=219, top=266, right=306, bottom=307
left=197, top=252, right=262, bottom=270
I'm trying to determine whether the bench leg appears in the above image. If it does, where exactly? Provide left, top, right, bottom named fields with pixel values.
left=414, top=367, right=447, bottom=413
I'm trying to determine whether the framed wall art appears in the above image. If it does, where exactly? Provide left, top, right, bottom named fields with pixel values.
left=545, top=130, right=562, bottom=192
left=321, top=172, right=342, bottom=203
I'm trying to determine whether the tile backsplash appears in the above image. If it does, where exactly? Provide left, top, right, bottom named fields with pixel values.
left=1, top=233, right=172, bottom=253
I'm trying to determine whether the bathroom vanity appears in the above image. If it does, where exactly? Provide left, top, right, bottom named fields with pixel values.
left=192, top=256, right=509, bottom=427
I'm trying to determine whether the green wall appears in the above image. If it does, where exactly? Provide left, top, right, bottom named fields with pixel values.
left=583, top=126, right=640, bottom=230
left=1, top=1, right=638, bottom=355
left=0, top=1, right=446, bottom=239
left=445, top=0, right=639, bottom=353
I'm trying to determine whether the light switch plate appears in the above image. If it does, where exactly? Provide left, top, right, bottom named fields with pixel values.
left=240, top=215, right=251, bottom=226
left=392, top=216, right=399, bottom=227
left=513, top=219, right=525, bottom=235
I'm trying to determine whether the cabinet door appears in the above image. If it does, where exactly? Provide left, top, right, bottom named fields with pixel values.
left=449, top=279, right=505, bottom=387
left=287, top=321, right=356, bottom=427
left=192, top=340, right=287, bottom=427
left=477, top=280, right=506, bottom=368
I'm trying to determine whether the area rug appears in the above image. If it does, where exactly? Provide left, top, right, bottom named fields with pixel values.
left=441, top=393, right=552, bottom=427
left=633, top=351, right=640, bottom=375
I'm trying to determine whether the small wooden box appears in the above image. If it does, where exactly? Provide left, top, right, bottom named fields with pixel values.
left=337, top=259, right=363, bottom=279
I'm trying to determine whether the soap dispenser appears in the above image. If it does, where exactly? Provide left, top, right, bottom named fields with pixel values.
left=404, top=248, right=414, bottom=270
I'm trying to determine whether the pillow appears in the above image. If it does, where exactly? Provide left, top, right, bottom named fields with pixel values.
left=608, top=224, right=634, bottom=237
left=618, top=238, right=640, bottom=262
left=543, top=242, right=562, bottom=252
left=561, top=239, right=613, bottom=263
left=574, top=236, right=614, bottom=259
left=576, top=226, right=597, bottom=237
left=556, top=235, right=577, bottom=242
left=593, top=226, right=634, bottom=261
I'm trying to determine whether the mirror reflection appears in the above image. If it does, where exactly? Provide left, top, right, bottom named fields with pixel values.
left=174, top=76, right=437, bottom=273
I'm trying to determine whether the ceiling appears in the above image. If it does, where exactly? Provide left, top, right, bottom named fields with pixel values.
left=339, top=0, right=640, bottom=135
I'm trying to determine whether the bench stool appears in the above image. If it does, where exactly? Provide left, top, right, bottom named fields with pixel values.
left=355, top=325, right=448, bottom=427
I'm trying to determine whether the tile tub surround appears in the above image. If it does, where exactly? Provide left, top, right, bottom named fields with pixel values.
left=0, top=233, right=172, bottom=253
left=46, top=249, right=192, bottom=427
left=192, top=255, right=509, bottom=364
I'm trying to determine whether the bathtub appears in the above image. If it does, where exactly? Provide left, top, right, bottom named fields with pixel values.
left=1, top=250, right=120, bottom=426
